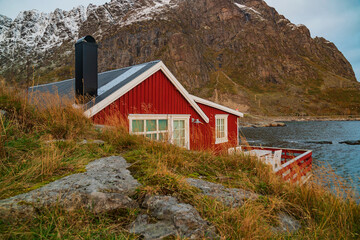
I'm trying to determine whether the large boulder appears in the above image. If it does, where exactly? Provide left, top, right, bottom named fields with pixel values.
left=130, top=195, right=218, bottom=239
left=0, top=156, right=140, bottom=218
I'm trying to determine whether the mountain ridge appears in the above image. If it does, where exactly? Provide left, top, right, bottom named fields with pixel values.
left=1, top=0, right=359, bottom=115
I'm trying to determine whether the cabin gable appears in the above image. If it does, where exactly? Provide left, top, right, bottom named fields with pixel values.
left=92, top=70, right=204, bottom=124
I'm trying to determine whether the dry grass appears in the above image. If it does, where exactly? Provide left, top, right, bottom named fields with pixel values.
left=1, top=84, right=359, bottom=239
left=0, top=84, right=111, bottom=199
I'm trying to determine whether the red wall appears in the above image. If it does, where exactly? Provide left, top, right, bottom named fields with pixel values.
left=92, top=70, right=239, bottom=151
left=195, top=103, right=239, bottom=151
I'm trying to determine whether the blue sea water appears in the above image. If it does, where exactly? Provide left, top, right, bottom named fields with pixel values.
left=240, top=121, right=360, bottom=197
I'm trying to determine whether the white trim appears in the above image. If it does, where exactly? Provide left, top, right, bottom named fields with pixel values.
left=128, top=114, right=190, bottom=119
left=215, top=114, right=228, bottom=144
left=128, top=114, right=191, bottom=150
left=84, top=61, right=209, bottom=123
left=190, top=95, right=244, bottom=117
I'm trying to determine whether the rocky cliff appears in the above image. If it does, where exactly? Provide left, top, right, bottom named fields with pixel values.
left=1, top=0, right=359, bottom=115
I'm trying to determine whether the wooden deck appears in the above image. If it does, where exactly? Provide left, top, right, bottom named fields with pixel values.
left=229, top=146, right=313, bottom=184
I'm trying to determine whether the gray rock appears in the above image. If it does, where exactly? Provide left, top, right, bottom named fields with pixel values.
left=186, top=178, right=258, bottom=207
left=130, top=195, right=218, bottom=239
left=79, top=139, right=105, bottom=145
left=186, top=179, right=300, bottom=233
left=339, top=140, right=360, bottom=145
left=130, top=214, right=177, bottom=240
left=44, top=139, right=66, bottom=144
left=273, top=212, right=301, bottom=233
left=0, top=109, right=7, bottom=118
left=44, top=139, right=105, bottom=145
left=305, top=140, right=332, bottom=144
left=0, top=156, right=140, bottom=218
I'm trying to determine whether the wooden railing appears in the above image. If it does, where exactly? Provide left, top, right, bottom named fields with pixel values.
left=240, top=146, right=313, bottom=184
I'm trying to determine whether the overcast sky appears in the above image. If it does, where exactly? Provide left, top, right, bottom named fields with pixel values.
left=265, top=0, right=360, bottom=81
left=0, top=0, right=359, bottom=81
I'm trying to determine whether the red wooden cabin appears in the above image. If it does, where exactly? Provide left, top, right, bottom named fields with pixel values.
left=30, top=36, right=243, bottom=151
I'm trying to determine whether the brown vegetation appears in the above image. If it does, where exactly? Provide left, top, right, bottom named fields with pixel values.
left=0, top=84, right=359, bottom=239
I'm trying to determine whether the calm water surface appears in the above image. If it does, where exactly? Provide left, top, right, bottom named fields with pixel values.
left=241, top=121, right=360, bottom=196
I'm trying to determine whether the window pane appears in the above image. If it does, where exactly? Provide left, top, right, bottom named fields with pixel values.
left=174, top=120, right=179, bottom=129
left=173, top=129, right=179, bottom=139
left=180, top=129, right=185, bottom=138
left=159, top=119, right=168, bottom=131
left=146, top=120, right=157, bottom=131
left=179, top=120, right=185, bottom=129
left=132, top=120, right=144, bottom=132
left=146, top=133, right=157, bottom=140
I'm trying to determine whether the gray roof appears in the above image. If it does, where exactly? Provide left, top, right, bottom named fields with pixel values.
left=29, top=60, right=160, bottom=108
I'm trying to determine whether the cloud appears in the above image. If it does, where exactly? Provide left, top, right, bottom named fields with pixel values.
left=265, top=0, right=360, bottom=81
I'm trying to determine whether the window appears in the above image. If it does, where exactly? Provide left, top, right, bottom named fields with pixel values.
left=129, top=114, right=190, bottom=149
left=131, top=118, right=168, bottom=141
left=215, top=115, right=228, bottom=144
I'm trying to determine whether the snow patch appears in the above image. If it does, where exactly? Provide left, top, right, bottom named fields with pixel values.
left=234, top=2, right=265, bottom=21
left=121, top=0, right=179, bottom=27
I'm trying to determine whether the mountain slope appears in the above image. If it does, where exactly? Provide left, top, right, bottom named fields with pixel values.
left=1, top=0, right=359, bottom=115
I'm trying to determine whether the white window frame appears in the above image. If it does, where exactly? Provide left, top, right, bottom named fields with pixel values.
left=128, top=114, right=190, bottom=149
left=215, top=114, right=228, bottom=144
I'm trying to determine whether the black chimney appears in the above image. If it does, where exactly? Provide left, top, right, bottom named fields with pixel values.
left=75, top=35, right=98, bottom=101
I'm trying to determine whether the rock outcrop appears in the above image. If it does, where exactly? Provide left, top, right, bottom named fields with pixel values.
left=130, top=195, right=218, bottom=239
left=187, top=177, right=300, bottom=233
left=339, top=140, right=360, bottom=145
left=186, top=178, right=258, bottom=207
left=273, top=212, right=301, bottom=234
left=0, top=156, right=140, bottom=217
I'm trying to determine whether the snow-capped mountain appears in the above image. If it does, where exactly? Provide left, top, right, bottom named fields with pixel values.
left=0, top=14, right=12, bottom=34
left=0, top=0, right=358, bottom=115
left=0, top=0, right=178, bottom=58
left=0, top=7, right=85, bottom=56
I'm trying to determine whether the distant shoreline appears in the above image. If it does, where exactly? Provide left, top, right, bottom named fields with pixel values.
left=239, top=115, right=360, bottom=128
left=268, top=116, right=360, bottom=122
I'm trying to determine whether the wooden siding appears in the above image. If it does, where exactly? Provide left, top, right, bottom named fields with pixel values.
left=92, top=70, right=239, bottom=150
left=196, top=103, right=239, bottom=150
